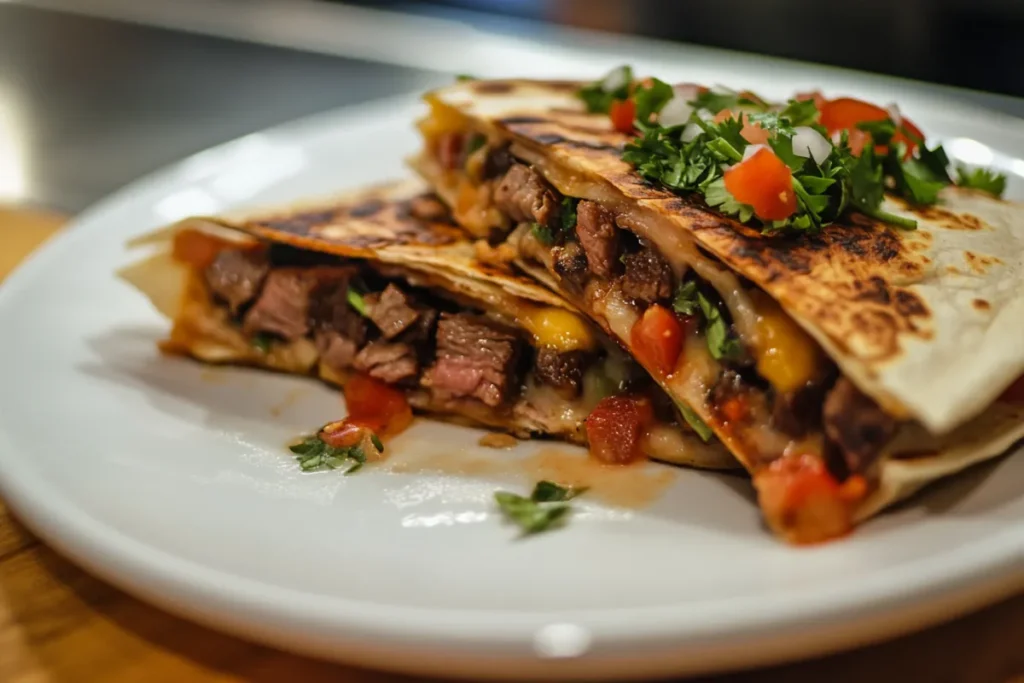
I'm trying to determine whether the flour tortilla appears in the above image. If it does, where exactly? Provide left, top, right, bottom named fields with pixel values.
left=119, top=178, right=735, bottom=469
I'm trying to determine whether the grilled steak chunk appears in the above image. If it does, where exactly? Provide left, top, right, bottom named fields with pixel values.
left=317, top=332, right=360, bottom=373
left=204, top=248, right=269, bottom=314
left=823, top=377, right=897, bottom=474
left=398, top=307, right=438, bottom=345
left=494, top=164, right=560, bottom=228
left=243, top=269, right=318, bottom=340
left=308, top=273, right=367, bottom=344
left=354, top=342, right=418, bottom=384
left=620, top=246, right=673, bottom=305
left=535, top=348, right=589, bottom=398
left=772, top=384, right=826, bottom=437
left=483, top=144, right=513, bottom=180
left=365, top=284, right=421, bottom=339
left=424, top=313, right=523, bottom=407
left=575, top=200, right=619, bottom=278
left=552, top=241, right=589, bottom=289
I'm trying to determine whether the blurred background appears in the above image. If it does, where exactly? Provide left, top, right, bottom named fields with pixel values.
left=2, top=0, right=1023, bottom=215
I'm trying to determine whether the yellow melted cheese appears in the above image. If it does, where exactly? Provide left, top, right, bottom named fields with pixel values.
left=751, top=291, right=824, bottom=394
left=520, top=306, right=597, bottom=353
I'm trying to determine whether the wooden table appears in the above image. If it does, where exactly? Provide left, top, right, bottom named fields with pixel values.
left=0, top=207, right=1021, bottom=682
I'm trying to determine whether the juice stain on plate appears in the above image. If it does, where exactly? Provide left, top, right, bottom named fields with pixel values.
left=269, top=387, right=305, bottom=417
left=199, top=367, right=229, bottom=384
left=386, top=446, right=675, bottom=509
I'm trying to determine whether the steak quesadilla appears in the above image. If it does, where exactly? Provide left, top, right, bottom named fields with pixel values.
left=410, top=72, right=1024, bottom=543
left=119, top=179, right=732, bottom=469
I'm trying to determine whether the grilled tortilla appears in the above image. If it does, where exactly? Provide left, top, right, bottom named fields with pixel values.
left=410, top=78, right=1024, bottom=543
left=119, top=178, right=733, bottom=469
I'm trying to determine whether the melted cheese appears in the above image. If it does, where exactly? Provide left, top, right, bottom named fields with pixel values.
left=751, top=290, right=824, bottom=394
left=520, top=306, right=597, bottom=352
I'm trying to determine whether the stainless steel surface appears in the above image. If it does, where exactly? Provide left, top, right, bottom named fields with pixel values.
left=3, top=1, right=1023, bottom=214
left=0, top=4, right=443, bottom=212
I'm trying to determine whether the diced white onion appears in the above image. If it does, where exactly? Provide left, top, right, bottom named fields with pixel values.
left=681, top=122, right=703, bottom=142
left=671, top=83, right=703, bottom=103
left=600, top=66, right=630, bottom=93
left=792, top=126, right=832, bottom=164
left=886, top=103, right=902, bottom=125
left=697, top=109, right=714, bottom=121
left=742, top=143, right=767, bottom=162
left=659, top=94, right=693, bottom=127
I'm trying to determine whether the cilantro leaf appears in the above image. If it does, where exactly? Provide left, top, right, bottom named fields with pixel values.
left=778, top=98, right=819, bottom=127
left=577, top=65, right=633, bottom=114
left=465, top=133, right=486, bottom=156
left=633, top=78, right=674, bottom=123
left=893, top=157, right=947, bottom=205
left=856, top=118, right=897, bottom=147
left=531, top=222, right=554, bottom=245
left=251, top=333, right=273, bottom=354
left=917, top=143, right=952, bottom=183
left=675, top=401, right=714, bottom=442
left=531, top=480, right=588, bottom=502
left=455, top=73, right=476, bottom=82
left=696, top=290, right=743, bottom=361
left=494, top=480, right=587, bottom=536
left=672, top=280, right=701, bottom=316
left=347, top=287, right=368, bottom=316
left=561, top=197, right=579, bottom=235
left=955, top=166, right=1007, bottom=197
left=704, top=178, right=754, bottom=224
left=288, top=427, right=382, bottom=474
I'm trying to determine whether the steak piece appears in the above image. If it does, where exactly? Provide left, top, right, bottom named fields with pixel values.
left=204, top=248, right=269, bottom=314
left=823, top=377, right=897, bottom=474
left=398, top=307, right=438, bottom=345
left=365, top=284, right=421, bottom=339
left=317, top=332, right=360, bottom=373
left=242, top=269, right=318, bottom=340
left=552, top=241, right=589, bottom=289
left=308, top=272, right=367, bottom=342
left=354, top=342, right=418, bottom=384
left=494, top=164, right=560, bottom=228
left=534, top=348, right=589, bottom=398
left=772, top=384, right=826, bottom=437
left=620, top=246, right=673, bottom=305
left=483, top=144, right=513, bottom=180
left=575, top=200, right=619, bottom=278
left=424, top=313, right=523, bottom=407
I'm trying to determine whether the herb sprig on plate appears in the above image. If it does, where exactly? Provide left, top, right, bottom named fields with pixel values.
left=494, top=480, right=588, bottom=535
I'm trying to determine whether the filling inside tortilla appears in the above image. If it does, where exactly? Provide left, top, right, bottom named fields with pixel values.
left=158, top=225, right=718, bottom=466
left=415, top=100, right=906, bottom=542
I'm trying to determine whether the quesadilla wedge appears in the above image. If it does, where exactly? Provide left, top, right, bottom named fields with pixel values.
left=119, top=179, right=733, bottom=469
left=410, top=73, right=1024, bottom=543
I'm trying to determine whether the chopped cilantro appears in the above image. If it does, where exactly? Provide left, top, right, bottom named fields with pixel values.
left=577, top=65, right=633, bottom=114
left=633, top=78, right=674, bottom=123
left=465, top=133, right=486, bottom=156
left=956, top=166, right=1007, bottom=197
left=531, top=222, right=554, bottom=245
left=288, top=426, right=382, bottom=474
left=560, top=197, right=579, bottom=235
left=672, top=280, right=701, bottom=316
left=346, top=287, right=369, bottom=316
left=676, top=401, right=714, bottom=442
left=455, top=73, right=476, bottom=81
left=696, top=290, right=743, bottom=361
left=250, top=333, right=273, bottom=354
left=494, top=480, right=586, bottom=535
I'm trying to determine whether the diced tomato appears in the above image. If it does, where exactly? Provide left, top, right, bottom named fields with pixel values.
left=820, top=97, right=923, bottom=157
left=723, top=147, right=797, bottom=221
left=584, top=395, right=655, bottom=465
left=319, top=420, right=368, bottom=449
left=795, top=90, right=827, bottom=109
left=343, top=373, right=413, bottom=437
left=172, top=229, right=232, bottom=269
left=630, top=305, right=686, bottom=377
left=999, top=374, right=1024, bottom=403
left=712, top=110, right=770, bottom=145
left=753, top=454, right=862, bottom=545
left=719, top=393, right=749, bottom=424
left=609, top=98, right=636, bottom=134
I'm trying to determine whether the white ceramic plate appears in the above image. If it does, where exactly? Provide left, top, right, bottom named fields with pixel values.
left=1, top=71, right=1023, bottom=680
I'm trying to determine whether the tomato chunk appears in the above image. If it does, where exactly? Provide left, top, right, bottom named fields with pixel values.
left=343, top=373, right=413, bottom=437
left=723, top=147, right=796, bottom=221
left=999, top=374, right=1024, bottom=403
left=795, top=90, right=827, bottom=109
left=753, top=454, right=863, bottom=545
left=585, top=395, right=655, bottom=465
left=630, top=305, right=686, bottom=377
left=820, top=97, right=922, bottom=157
left=609, top=98, right=636, bottom=134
